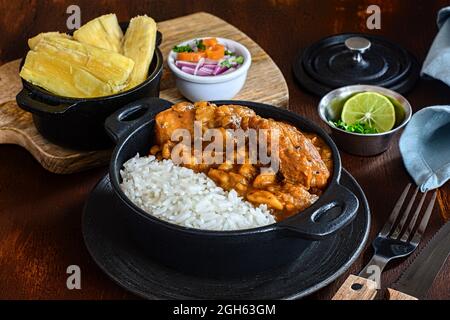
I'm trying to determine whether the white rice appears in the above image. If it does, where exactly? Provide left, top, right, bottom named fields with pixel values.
left=120, top=154, right=276, bottom=231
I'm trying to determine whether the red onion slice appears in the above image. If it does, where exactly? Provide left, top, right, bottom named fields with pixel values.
left=222, top=67, right=236, bottom=75
left=180, top=66, right=196, bottom=74
left=193, top=58, right=205, bottom=75
left=175, top=60, right=198, bottom=68
left=196, top=67, right=214, bottom=76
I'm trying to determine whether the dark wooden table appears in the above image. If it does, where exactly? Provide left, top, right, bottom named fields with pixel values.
left=0, top=0, right=449, bottom=300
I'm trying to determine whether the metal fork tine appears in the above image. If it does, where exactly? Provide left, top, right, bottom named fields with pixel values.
left=410, top=191, right=437, bottom=245
left=390, top=186, right=419, bottom=239
left=357, top=184, right=436, bottom=280
left=400, top=191, right=427, bottom=242
left=379, top=183, right=411, bottom=237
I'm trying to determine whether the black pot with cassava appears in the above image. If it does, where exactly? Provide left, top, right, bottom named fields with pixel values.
left=16, top=29, right=163, bottom=150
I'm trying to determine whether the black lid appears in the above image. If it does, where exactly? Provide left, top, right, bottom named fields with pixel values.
left=293, top=33, right=420, bottom=96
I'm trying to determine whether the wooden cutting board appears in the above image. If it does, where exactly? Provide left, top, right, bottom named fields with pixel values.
left=0, top=12, right=288, bottom=174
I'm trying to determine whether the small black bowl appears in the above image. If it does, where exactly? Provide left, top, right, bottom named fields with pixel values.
left=16, top=29, right=163, bottom=150
left=103, top=98, right=360, bottom=278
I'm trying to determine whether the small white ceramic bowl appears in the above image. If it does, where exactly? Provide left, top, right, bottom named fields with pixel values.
left=167, top=37, right=252, bottom=101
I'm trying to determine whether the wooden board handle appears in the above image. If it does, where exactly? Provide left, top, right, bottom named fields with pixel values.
left=332, top=274, right=378, bottom=300
left=387, top=288, right=418, bottom=300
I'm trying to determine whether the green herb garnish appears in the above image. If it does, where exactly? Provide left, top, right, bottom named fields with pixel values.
left=225, top=50, right=235, bottom=56
left=235, top=56, right=244, bottom=64
left=220, top=60, right=232, bottom=68
left=195, top=39, right=206, bottom=51
left=173, top=45, right=193, bottom=53
left=330, top=120, right=378, bottom=134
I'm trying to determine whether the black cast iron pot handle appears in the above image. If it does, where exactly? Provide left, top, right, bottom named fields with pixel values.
left=105, top=97, right=173, bottom=143
left=16, top=88, right=79, bottom=115
left=156, top=31, right=162, bottom=46
left=278, top=182, right=359, bottom=240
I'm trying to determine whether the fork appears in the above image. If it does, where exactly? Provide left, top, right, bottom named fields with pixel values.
left=332, top=183, right=437, bottom=300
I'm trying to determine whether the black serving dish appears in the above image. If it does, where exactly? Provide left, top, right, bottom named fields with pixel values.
left=103, top=98, right=360, bottom=277
left=82, top=170, right=370, bottom=299
left=15, top=27, right=163, bottom=150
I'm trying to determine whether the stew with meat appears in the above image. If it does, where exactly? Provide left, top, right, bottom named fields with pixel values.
left=149, top=101, right=333, bottom=221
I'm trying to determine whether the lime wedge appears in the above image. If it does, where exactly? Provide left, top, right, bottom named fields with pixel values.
left=341, top=92, right=396, bottom=133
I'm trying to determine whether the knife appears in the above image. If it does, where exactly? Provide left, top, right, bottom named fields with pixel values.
left=387, top=221, right=450, bottom=300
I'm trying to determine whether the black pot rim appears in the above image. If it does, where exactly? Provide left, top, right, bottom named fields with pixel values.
left=20, top=46, right=164, bottom=105
left=108, top=100, right=348, bottom=238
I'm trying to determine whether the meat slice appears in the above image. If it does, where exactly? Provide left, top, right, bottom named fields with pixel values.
left=277, top=122, right=330, bottom=189
left=245, top=116, right=330, bottom=189
left=155, top=102, right=195, bottom=145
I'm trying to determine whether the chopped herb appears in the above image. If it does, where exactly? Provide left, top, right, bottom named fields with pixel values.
left=173, top=45, right=193, bottom=53
left=225, top=50, right=235, bottom=56
left=235, top=56, right=244, bottom=64
left=330, top=119, right=378, bottom=134
left=195, top=39, right=206, bottom=51
left=220, top=59, right=232, bottom=68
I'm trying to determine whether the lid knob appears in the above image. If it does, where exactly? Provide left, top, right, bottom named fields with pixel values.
left=345, top=37, right=371, bottom=64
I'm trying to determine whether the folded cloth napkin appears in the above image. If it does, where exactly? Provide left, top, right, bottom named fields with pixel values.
left=399, top=106, right=450, bottom=192
left=421, top=7, right=450, bottom=85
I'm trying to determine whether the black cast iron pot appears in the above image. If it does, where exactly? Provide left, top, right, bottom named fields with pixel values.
left=104, top=97, right=359, bottom=278
left=16, top=30, right=163, bottom=150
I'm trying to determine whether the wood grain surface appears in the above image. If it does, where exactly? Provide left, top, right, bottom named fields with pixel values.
left=332, top=275, right=378, bottom=300
left=387, top=288, right=419, bottom=300
left=0, top=0, right=449, bottom=300
left=0, top=12, right=288, bottom=174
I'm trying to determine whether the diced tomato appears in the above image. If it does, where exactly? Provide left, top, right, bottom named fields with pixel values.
left=205, top=44, right=225, bottom=60
left=203, top=38, right=218, bottom=47
left=177, top=51, right=207, bottom=62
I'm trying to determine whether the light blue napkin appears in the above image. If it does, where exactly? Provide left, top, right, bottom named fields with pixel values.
left=421, top=7, right=450, bottom=84
left=399, top=106, right=450, bottom=192
left=405, top=8, right=450, bottom=192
